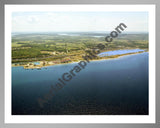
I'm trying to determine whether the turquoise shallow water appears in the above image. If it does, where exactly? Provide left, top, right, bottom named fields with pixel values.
left=33, top=62, right=40, bottom=65
left=12, top=52, right=148, bottom=115
left=98, top=49, right=145, bottom=57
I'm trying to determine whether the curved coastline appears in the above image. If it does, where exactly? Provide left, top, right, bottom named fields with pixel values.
left=12, top=49, right=148, bottom=69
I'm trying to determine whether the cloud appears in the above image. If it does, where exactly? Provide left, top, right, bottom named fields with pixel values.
left=12, top=12, right=148, bottom=32
left=27, top=16, right=39, bottom=24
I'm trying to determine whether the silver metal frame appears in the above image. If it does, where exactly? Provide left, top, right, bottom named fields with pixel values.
left=0, top=0, right=159, bottom=127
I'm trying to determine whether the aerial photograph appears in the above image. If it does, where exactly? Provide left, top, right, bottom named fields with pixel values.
left=12, top=11, right=149, bottom=115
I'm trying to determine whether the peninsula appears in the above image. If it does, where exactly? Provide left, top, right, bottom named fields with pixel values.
left=12, top=32, right=148, bottom=69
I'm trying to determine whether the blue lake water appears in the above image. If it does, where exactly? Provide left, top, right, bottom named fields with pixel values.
left=93, top=36, right=104, bottom=38
left=33, top=62, right=40, bottom=65
left=98, top=49, right=145, bottom=57
left=12, top=52, right=148, bottom=115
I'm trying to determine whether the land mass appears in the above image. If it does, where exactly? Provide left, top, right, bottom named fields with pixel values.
left=12, top=32, right=148, bottom=69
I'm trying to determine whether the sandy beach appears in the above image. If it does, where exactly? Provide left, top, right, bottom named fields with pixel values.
left=12, top=50, right=148, bottom=69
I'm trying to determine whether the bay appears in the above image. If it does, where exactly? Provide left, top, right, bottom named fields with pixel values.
left=12, top=52, right=148, bottom=115
left=98, top=49, right=145, bottom=57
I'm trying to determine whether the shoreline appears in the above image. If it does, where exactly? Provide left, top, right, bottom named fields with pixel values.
left=12, top=51, right=148, bottom=69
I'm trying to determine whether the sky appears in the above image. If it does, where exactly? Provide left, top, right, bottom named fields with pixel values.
left=12, top=12, right=148, bottom=32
